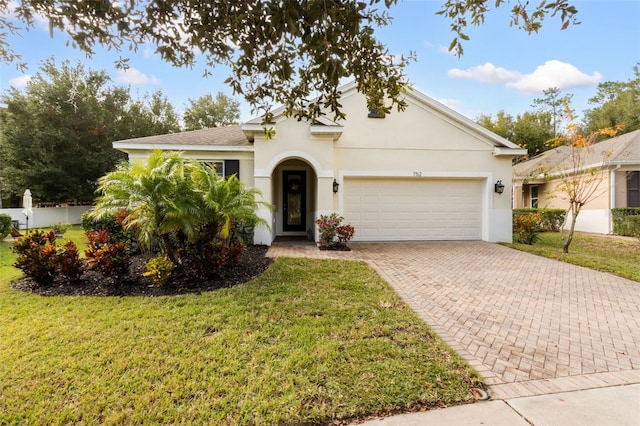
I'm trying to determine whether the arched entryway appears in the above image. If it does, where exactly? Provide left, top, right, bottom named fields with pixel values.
left=272, top=158, right=318, bottom=239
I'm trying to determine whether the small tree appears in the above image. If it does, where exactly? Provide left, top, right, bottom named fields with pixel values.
left=546, top=107, right=623, bottom=253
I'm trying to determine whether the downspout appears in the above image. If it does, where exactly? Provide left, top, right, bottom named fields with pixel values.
left=609, top=165, right=621, bottom=234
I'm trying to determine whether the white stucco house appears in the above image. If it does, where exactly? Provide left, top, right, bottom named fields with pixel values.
left=113, top=82, right=526, bottom=245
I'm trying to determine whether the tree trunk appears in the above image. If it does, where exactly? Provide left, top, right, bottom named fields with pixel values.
left=562, top=204, right=580, bottom=254
left=160, top=232, right=179, bottom=265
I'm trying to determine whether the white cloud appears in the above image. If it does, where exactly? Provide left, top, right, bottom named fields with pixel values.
left=117, top=68, right=161, bottom=85
left=10, top=75, right=32, bottom=87
left=506, top=60, right=603, bottom=93
left=448, top=62, right=520, bottom=84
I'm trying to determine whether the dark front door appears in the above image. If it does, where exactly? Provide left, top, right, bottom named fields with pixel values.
left=283, top=170, right=306, bottom=232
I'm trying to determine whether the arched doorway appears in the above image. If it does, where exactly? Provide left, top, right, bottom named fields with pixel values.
left=272, top=158, right=318, bottom=239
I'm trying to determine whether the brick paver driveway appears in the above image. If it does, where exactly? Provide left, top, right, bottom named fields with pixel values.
left=267, top=241, right=640, bottom=399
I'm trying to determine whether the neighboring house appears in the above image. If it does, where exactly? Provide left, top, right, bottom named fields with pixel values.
left=114, top=82, right=526, bottom=245
left=513, top=129, right=640, bottom=234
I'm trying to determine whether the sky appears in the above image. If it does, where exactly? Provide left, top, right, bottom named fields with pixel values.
left=1, top=0, right=639, bottom=124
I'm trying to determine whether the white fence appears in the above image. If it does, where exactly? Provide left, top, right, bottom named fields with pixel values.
left=0, top=206, right=92, bottom=229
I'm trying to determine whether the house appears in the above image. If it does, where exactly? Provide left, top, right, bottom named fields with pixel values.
left=512, top=129, right=640, bottom=234
left=114, top=82, right=526, bottom=245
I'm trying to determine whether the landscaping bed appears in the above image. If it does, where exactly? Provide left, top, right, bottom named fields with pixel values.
left=11, top=245, right=273, bottom=297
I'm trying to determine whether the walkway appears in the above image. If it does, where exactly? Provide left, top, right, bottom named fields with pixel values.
left=266, top=241, right=640, bottom=400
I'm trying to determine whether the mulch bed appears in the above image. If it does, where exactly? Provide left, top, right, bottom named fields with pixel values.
left=11, top=245, right=273, bottom=297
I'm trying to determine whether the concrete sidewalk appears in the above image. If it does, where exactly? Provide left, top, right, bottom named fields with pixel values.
left=359, top=384, right=640, bottom=425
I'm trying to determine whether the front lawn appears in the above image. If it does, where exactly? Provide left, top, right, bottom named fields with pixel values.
left=0, top=234, right=481, bottom=424
left=504, top=232, right=640, bottom=282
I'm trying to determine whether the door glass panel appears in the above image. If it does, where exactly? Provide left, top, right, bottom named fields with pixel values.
left=286, top=175, right=302, bottom=226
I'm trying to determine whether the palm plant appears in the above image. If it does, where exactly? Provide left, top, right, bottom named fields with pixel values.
left=191, top=163, right=269, bottom=244
left=91, top=150, right=269, bottom=267
left=91, top=150, right=201, bottom=263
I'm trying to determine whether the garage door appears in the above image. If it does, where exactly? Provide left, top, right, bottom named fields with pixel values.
left=344, top=178, right=483, bottom=241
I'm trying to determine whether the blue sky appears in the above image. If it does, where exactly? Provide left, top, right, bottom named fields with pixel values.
left=1, top=0, right=639, bottom=124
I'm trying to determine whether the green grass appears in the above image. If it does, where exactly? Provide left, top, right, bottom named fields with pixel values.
left=0, top=230, right=480, bottom=424
left=504, top=232, right=640, bottom=282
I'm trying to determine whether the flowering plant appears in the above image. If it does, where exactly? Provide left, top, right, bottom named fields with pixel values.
left=315, top=213, right=355, bottom=250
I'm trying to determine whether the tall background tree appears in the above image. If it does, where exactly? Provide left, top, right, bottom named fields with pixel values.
left=476, top=110, right=554, bottom=159
left=0, top=59, right=180, bottom=203
left=532, top=87, right=574, bottom=139
left=583, top=63, right=640, bottom=136
left=0, top=0, right=579, bottom=123
left=183, top=92, right=240, bottom=130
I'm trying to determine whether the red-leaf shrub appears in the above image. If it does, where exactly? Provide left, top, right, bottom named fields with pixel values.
left=13, top=230, right=60, bottom=285
left=56, top=241, right=84, bottom=283
left=85, top=229, right=130, bottom=278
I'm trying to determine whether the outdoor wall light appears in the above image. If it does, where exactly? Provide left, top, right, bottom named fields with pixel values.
left=333, top=179, right=339, bottom=193
left=494, top=180, right=505, bottom=194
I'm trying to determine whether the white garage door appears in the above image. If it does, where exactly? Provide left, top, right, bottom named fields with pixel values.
left=344, top=178, right=483, bottom=241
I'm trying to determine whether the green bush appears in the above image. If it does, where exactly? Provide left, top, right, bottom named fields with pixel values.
left=611, top=208, right=640, bottom=236
left=513, top=212, right=542, bottom=244
left=513, top=209, right=566, bottom=232
left=0, top=214, right=12, bottom=240
left=627, top=216, right=640, bottom=238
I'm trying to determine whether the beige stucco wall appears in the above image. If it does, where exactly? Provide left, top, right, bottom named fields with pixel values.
left=250, top=89, right=517, bottom=243
left=332, top=91, right=514, bottom=213
left=517, top=170, right=611, bottom=211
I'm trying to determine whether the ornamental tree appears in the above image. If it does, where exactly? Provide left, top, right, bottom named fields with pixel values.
left=546, top=107, right=623, bottom=253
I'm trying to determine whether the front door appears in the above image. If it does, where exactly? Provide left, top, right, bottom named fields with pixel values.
left=283, top=170, right=306, bottom=232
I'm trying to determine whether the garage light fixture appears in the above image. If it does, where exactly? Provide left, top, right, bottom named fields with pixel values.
left=494, top=180, right=505, bottom=194
left=333, top=179, right=339, bottom=193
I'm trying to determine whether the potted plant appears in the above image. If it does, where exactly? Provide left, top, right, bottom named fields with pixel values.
left=52, top=222, right=70, bottom=238
left=315, top=213, right=355, bottom=251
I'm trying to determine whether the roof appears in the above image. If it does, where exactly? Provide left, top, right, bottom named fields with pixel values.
left=513, top=129, right=640, bottom=179
left=113, top=125, right=252, bottom=147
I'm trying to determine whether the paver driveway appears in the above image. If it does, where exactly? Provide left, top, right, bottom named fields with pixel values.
left=267, top=241, right=640, bottom=399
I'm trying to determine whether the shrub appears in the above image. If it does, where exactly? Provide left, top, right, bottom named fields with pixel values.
left=81, top=209, right=138, bottom=252
left=628, top=216, right=640, bottom=238
left=231, top=221, right=255, bottom=246
left=85, top=229, right=130, bottom=278
left=143, top=255, right=175, bottom=285
left=336, top=224, right=355, bottom=244
left=179, top=238, right=245, bottom=280
left=513, top=212, right=542, bottom=245
left=52, top=222, right=70, bottom=235
left=612, top=208, right=640, bottom=236
left=513, top=208, right=566, bottom=232
left=0, top=214, right=12, bottom=240
left=315, top=213, right=355, bottom=249
left=56, top=241, right=84, bottom=283
left=12, top=230, right=60, bottom=285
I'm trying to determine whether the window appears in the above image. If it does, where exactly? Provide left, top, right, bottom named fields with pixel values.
left=628, top=171, right=640, bottom=207
left=530, top=185, right=539, bottom=208
left=202, top=161, right=224, bottom=176
left=200, top=160, right=240, bottom=179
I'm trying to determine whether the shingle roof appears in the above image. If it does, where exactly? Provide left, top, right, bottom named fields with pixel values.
left=513, top=129, right=640, bottom=179
left=113, top=125, right=252, bottom=146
